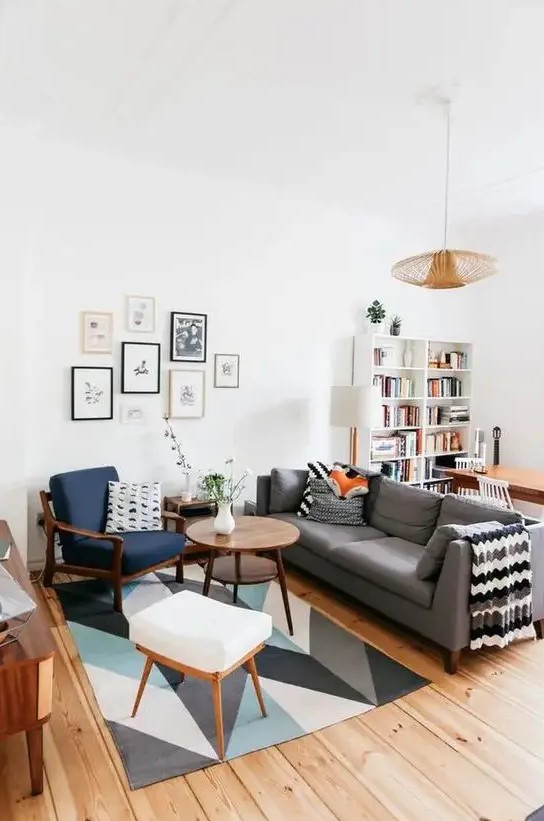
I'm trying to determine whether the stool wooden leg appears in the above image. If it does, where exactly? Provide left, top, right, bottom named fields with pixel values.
left=131, top=656, right=153, bottom=717
left=211, top=677, right=225, bottom=760
left=247, top=655, right=267, bottom=717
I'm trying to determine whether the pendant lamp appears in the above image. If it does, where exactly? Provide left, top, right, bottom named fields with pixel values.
left=391, top=101, right=498, bottom=289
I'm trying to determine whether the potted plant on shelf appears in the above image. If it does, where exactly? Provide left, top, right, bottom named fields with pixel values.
left=365, top=300, right=386, bottom=333
left=201, top=459, right=252, bottom=535
left=389, top=315, right=402, bottom=336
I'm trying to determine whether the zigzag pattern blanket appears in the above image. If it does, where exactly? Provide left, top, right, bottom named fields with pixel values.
left=468, top=522, right=536, bottom=650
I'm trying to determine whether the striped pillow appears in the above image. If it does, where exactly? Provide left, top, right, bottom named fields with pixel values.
left=297, top=461, right=332, bottom=517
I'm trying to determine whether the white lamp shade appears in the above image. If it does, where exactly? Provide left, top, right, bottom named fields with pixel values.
left=330, top=385, right=380, bottom=428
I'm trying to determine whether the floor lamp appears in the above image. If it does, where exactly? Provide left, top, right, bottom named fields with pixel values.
left=330, top=385, right=369, bottom=465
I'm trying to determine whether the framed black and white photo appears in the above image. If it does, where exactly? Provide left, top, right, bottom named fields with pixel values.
left=81, top=311, right=113, bottom=353
left=71, top=366, right=113, bottom=420
left=126, top=295, right=155, bottom=332
left=121, top=342, right=160, bottom=394
left=169, top=370, right=205, bottom=418
left=170, top=312, right=207, bottom=362
left=214, top=353, right=240, bottom=388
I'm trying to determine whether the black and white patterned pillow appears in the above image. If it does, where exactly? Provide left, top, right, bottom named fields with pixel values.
left=307, top=478, right=365, bottom=526
left=105, top=481, right=162, bottom=533
left=297, top=461, right=332, bottom=517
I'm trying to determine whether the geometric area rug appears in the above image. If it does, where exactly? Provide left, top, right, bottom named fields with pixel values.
left=53, top=563, right=429, bottom=789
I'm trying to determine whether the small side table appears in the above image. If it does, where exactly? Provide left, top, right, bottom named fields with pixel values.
left=163, top=497, right=217, bottom=561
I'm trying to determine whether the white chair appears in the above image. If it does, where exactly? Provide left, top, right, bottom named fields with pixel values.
left=454, top=457, right=484, bottom=498
left=477, top=476, right=514, bottom=511
left=129, top=590, right=273, bottom=760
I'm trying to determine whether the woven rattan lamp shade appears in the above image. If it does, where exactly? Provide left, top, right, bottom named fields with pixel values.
left=392, top=249, right=499, bottom=289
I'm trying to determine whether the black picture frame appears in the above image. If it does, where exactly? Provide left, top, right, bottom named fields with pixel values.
left=121, top=341, right=161, bottom=394
left=71, top=366, right=113, bottom=421
left=170, top=312, right=207, bottom=363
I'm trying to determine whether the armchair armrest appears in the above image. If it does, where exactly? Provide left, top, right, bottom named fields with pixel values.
left=55, top=521, right=124, bottom=544
left=161, top=510, right=185, bottom=534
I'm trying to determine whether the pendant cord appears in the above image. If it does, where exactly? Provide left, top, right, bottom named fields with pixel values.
left=443, top=101, right=451, bottom=249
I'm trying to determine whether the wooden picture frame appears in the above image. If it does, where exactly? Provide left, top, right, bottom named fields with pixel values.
left=121, top=342, right=161, bottom=394
left=170, top=312, right=207, bottom=363
left=169, top=369, right=205, bottom=418
left=81, top=312, right=113, bottom=354
left=71, top=366, right=113, bottom=420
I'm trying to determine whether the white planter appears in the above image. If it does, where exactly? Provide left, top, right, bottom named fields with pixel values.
left=213, top=502, right=235, bottom=535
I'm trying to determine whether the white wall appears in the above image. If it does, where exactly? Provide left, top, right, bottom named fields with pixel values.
left=2, top=133, right=471, bottom=565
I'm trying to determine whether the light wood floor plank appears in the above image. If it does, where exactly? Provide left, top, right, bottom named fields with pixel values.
left=0, top=731, right=57, bottom=821
left=364, top=701, right=531, bottom=821
left=228, top=746, right=337, bottom=821
left=185, top=765, right=267, bottom=821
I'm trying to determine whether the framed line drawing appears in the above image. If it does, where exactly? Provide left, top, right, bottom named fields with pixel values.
left=214, top=354, right=240, bottom=388
left=126, top=295, right=155, bottom=333
left=81, top=311, right=113, bottom=354
left=169, top=369, right=205, bottom=418
left=71, top=366, right=113, bottom=420
left=121, top=342, right=161, bottom=394
left=170, top=312, right=207, bottom=363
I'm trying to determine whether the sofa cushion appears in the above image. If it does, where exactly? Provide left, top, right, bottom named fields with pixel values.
left=368, top=478, right=442, bottom=545
left=326, top=464, right=369, bottom=499
left=307, top=479, right=365, bottom=526
left=334, top=537, right=435, bottom=608
left=50, top=466, right=119, bottom=548
left=269, top=512, right=386, bottom=562
left=269, top=469, right=308, bottom=514
left=62, top=529, right=185, bottom=575
left=297, top=461, right=332, bottom=517
left=416, top=520, right=503, bottom=581
left=436, top=494, right=524, bottom=528
left=105, top=481, right=162, bottom=533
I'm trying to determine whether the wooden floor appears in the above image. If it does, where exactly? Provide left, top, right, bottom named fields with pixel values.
left=2, top=570, right=543, bottom=821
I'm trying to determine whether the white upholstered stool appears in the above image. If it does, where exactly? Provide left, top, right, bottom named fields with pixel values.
left=128, top=590, right=273, bottom=759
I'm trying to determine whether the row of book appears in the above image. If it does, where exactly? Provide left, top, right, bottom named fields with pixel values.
left=427, top=377, right=464, bottom=397
left=426, top=405, right=470, bottom=425
left=374, top=375, right=415, bottom=398
left=381, top=404, right=420, bottom=428
left=428, top=350, right=468, bottom=369
left=373, top=459, right=420, bottom=483
left=425, top=430, right=462, bottom=454
left=371, top=430, right=421, bottom=460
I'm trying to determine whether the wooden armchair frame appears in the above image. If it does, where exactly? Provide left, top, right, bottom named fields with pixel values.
left=39, top=490, right=185, bottom=612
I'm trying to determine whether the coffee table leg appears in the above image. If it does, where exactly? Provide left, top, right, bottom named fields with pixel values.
left=275, top=549, right=293, bottom=635
left=202, top=550, right=216, bottom=597
left=233, top=552, right=241, bottom=603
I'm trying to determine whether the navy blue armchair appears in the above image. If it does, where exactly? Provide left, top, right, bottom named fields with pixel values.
left=40, top=466, right=186, bottom=612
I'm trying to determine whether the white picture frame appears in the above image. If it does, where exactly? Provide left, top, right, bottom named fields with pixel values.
left=120, top=404, right=146, bottom=425
left=126, top=295, right=155, bottom=333
left=81, top=312, right=113, bottom=354
left=71, top=366, right=113, bottom=421
left=121, top=342, right=161, bottom=394
left=169, top=370, right=205, bottom=418
left=214, top=353, right=240, bottom=388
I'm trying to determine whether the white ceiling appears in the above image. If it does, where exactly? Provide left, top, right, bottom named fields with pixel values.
left=1, top=0, right=544, bottom=220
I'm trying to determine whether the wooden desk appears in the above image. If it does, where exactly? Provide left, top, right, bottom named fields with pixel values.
left=444, top=465, right=544, bottom=506
left=0, top=521, right=55, bottom=795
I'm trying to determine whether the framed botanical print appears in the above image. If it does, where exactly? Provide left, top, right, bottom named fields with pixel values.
left=126, top=295, right=155, bottom=332
left=71, top=366, right=113, bottom=420
left=81, top=311, right=113, bottom=353
left=121, top=342, right=161, bottom=394
left=214, top=353, right=240, bottom=388
left=170, top=312, right=207, bottom=362
left=169, top=370, right=205, bottom=418
left=120, top=404, right=146, bottom=424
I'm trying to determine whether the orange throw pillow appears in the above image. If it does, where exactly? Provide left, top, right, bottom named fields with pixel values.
left=327, top=466, right=369, bottom=499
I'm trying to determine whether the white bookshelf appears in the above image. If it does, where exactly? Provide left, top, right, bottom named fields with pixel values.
left=353, top=334, right=473, bottom=485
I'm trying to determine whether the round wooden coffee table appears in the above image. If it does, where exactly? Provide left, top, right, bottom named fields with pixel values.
left=186, top=516, right=300, bottom=635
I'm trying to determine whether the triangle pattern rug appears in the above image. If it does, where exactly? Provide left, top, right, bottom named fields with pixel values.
left=53, top=564, right=428, bottom=789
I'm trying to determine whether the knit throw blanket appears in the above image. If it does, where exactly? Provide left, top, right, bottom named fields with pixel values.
left=467, top=522, right=536, bottom=650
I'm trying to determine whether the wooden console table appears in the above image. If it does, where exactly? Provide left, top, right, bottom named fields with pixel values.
left=0, top=521, right=55, bottom=795
left=163, top=496, right=216, bottom=560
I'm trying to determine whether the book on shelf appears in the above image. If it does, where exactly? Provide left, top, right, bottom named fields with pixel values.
left=374, top=375, right=414, bottom=398
left=425, top=430, right=462, bottom=454
left=426, top=405, right=470, bottom=425
left=371, top=430, right=421, bottom=460
left=372, top=459, right=420, bottom=483
left=427, top=376, right=463, bottom=398
left=381, top=403, right=420, bottom=428
left=427, top=349, right=468, bottom=369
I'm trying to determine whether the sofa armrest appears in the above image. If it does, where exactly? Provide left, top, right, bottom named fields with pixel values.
left=256, top=475, right=271, bottom=516
left=527, top=522, right=544, bottom=621
left=431, top=538, right=472, bottom=651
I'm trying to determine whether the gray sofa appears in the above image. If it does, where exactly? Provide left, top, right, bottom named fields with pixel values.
left=256, top=468, right=544, bottom=672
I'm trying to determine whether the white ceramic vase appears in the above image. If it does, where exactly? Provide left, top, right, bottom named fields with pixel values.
left=214, top=502, right=235, bottom=535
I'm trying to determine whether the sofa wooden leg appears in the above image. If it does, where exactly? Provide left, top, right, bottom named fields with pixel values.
left=444, top=649, right=461, bottom=674
left=534, top=619, right=544, bottom=639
